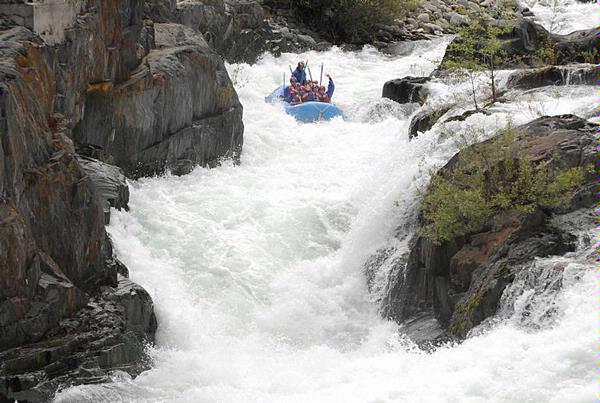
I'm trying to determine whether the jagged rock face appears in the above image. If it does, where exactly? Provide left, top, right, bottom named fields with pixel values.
left=379, top=115, right=597, bottom=342
left=175, top=0, right=327, bottom=63
left=73, top=23, right=244, bottom=177
left=0, top=0, right=169, bottom=399
left=0, top=276, right=157, bottom=402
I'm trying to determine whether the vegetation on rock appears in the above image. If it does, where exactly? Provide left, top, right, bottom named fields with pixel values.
left=442, top=18, right=512, bottom=106
left=421, top=126, right=586, bottom=244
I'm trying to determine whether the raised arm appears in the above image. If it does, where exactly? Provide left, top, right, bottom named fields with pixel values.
left=326, top=75, right=335, bottom=99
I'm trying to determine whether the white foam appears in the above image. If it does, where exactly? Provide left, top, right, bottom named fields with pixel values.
left=519, top=0, right=599, bottom=34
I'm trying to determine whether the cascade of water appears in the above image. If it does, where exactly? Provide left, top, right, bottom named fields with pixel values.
left=519, top=0, right=599, bottom=34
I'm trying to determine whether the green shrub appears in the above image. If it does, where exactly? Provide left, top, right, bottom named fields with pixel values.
left=421, top=127, right=585, bottom=244
left=442, top=19, right=512, bottom=104
left=535, top=39, right=558, bottom=65
left=265, top=0, right=420, bottom=44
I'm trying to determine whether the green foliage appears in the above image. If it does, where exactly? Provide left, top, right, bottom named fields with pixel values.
left=265, top=0, right=420, bottom=43
left=579, top=48, right=599, bottom=64
left=442, top=18, right=513, bottom=103
left=535, top=39, right=558, bottom=65
left=421, top=127, right=585, bottom=244
left=421, top=175, right=491, bottom=244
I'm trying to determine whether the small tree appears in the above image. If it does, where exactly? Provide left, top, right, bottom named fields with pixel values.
left=443, top=19, right=512, bottom=108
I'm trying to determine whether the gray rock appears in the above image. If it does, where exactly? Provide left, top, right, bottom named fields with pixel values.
left=408, top=106, right=451, bottom=138
left=73, top=23, right=244, bottom=178
left=77, top=156, right=129, bottom=224
left=448, top=12, right=469, bottom=26
left=0, top=275, right=157, bottom=401
left=382, top=76, right=431, bottom=105
left=0, top=1, right=161, bottom=399
left=417, top=13, right=430, bottom=23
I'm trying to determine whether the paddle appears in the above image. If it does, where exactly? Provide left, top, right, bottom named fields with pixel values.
left=319, top=63, right=324, bottom=85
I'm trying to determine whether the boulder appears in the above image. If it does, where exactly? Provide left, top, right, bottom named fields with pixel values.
left=553, top=27, right=598, bottom=65
left=378, top=115, right=597, bottom=342
left=382, top=76, right=430, bottom=105
left=408, top=106, right=450, bottom=138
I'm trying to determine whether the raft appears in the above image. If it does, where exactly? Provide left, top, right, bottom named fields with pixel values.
left=265, top=86, right=345, bottom=123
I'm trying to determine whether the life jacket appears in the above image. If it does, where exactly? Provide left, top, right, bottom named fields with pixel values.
left=292, top=69, right=306, bottom=85
left=305, top=92, right=317, bottom=102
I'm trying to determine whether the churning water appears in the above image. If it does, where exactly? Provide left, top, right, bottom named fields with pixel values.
left=519, top=0, right=599, bottom=34
left=55, top=12, right=597, bottom=403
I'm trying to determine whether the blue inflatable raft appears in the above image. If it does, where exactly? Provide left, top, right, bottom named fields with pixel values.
left=265, top=86, right=345, bottom=123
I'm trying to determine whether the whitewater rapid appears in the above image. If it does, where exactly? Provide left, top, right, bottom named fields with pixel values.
left=56, top=19, right=597, bottom=403
left=519, top=0, right=599, bottom=34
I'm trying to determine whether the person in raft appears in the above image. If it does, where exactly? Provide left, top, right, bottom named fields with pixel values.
left=318, top=74, right=335, bottom=103
left=291, top=61, right=307, bottom=85
left=283, top=76, right=298, bottom=103
left=283, top=74, right=335, bottom=104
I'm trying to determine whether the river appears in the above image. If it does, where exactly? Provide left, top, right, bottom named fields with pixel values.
left=55, top=3, right=598, bottom=402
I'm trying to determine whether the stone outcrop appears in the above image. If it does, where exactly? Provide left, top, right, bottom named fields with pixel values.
left=1, top=276, right=156, bottom=402
left=0, top=0, right=244, bottom=399
left=0, top=1, right=159, bottom=399
left=130, top=0, right=331, bottom=63
left=382, top=76, right=430, bottom=105
left=553, top=27, right=598, bottom=64
left=73, top=22, right=243, bottom=177
left=374, top=115, right=597, bottom=344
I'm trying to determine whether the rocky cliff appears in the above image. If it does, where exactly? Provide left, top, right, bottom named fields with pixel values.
left=0, top=0, right=243, bottom=400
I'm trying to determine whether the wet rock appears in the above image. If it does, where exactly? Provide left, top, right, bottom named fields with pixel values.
left=379, top=115, right=597, bottom=342
left=408, top=106, right=450, bottom=138
left=505, top=64, right=597, bottom=90
left=382, top=76, right=430, bottom=105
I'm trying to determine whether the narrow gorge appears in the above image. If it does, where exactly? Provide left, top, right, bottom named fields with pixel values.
left=0, top=0, right=597, bottom=402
